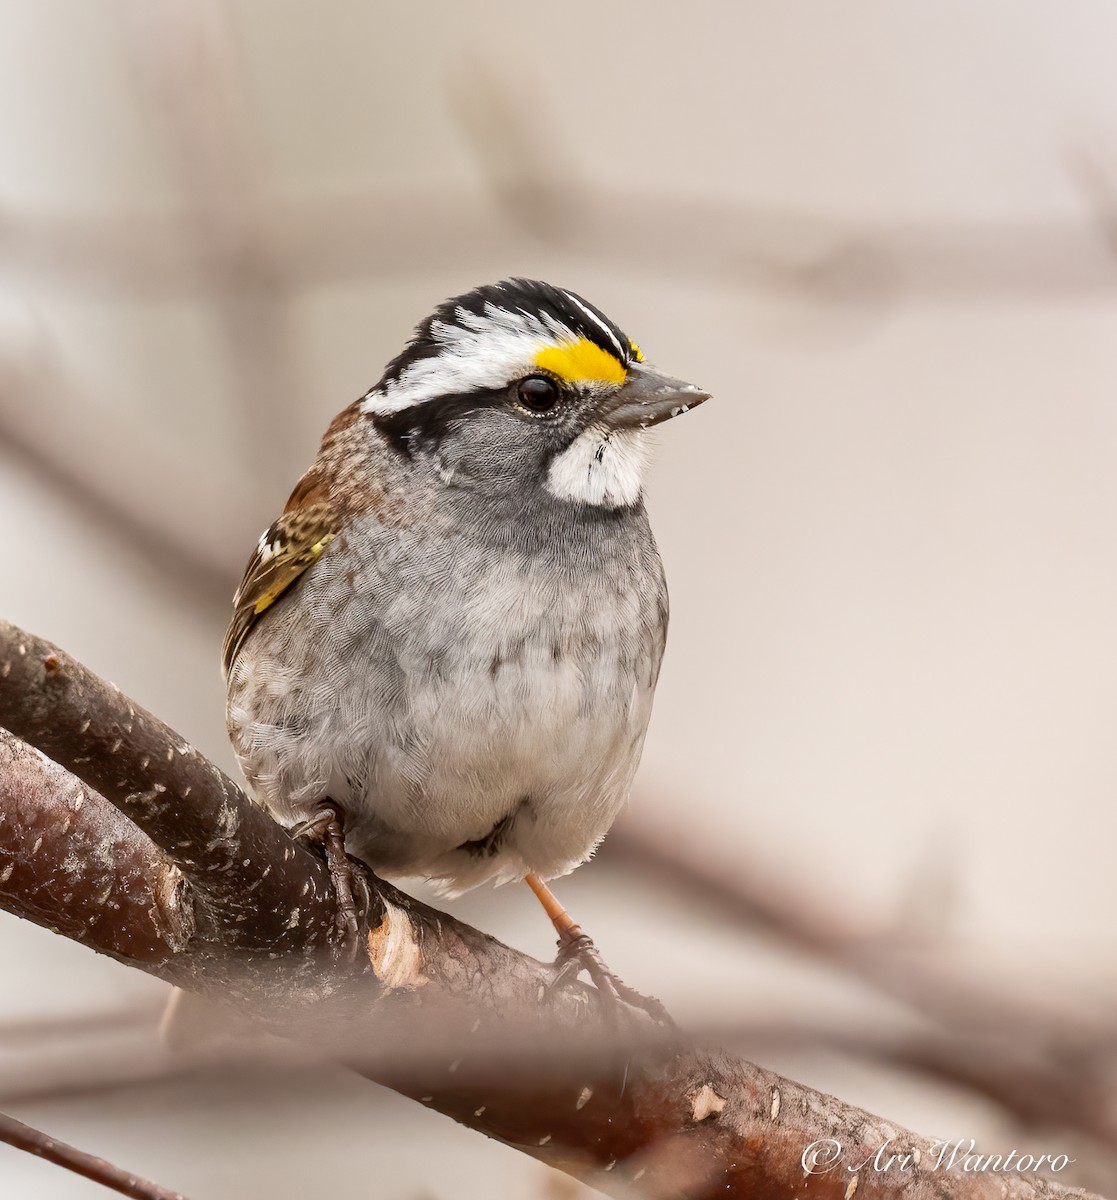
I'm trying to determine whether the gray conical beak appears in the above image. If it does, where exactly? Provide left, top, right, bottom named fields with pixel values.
left=599, top=364, right=711, bottom=430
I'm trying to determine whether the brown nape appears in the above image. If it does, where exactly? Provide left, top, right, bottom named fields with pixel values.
left=324, top=398, right=365, bottom=439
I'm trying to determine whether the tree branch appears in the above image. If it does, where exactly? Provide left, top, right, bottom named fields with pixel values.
left=0, top=618, right=1102, bottom=1200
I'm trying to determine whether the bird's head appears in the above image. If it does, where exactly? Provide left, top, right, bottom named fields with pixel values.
left=359, top=278, right=709, bottom=509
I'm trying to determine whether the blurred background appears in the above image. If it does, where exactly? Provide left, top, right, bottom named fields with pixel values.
left=3, top=1, right=1117, bottom=1196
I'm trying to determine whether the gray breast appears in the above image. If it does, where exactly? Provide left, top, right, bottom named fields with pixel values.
left=226, top=494, right=668, bottom=890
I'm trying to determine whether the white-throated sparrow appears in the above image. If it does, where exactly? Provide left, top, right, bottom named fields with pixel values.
left=224, top=279, right=708, bottom=1007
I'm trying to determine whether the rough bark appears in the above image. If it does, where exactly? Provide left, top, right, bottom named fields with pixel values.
left=0, top=619, right=1100, bottom=1200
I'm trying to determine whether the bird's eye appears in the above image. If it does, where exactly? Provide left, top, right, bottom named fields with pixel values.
left=515, top=374, right=561, bottom=414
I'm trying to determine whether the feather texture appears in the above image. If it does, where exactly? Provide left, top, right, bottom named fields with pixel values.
left=222, top=501, right=338, bottom=677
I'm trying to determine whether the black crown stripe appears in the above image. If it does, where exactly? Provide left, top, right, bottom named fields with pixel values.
left=373, top=279, right=635, bottom=394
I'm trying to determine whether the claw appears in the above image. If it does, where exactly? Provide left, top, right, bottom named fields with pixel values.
left=292, top=801, right=362, bottom=960
left=526, top=872, right=673, bottom=1026
left=551, top=927, right=673, bottom=1027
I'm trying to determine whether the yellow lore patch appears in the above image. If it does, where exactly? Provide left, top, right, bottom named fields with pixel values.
left=534, top=338, right=627, bottom=386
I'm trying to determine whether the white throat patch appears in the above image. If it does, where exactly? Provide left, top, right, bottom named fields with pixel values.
left=546, top=427, right=652, bottom=509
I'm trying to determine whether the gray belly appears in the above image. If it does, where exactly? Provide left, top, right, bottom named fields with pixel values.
left=226, top=520, right=667, bottom=890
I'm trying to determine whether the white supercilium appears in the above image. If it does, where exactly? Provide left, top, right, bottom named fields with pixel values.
left=359, top=300, right=587, bottom=414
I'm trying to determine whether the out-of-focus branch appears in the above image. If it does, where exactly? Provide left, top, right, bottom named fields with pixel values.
left=0, top=1109, right=186, bottom=1200
left=606, top=818, right=1117, bottom=1154
left=0, top=618, right=1101, bottom=1200
left=607, top=814, right=1108, bottom=1038
left=0, top=195, right=519, bottom=294
left=116, top=0, right=305, bottom=494
left=5, top=172, right=1117, bottom=313
left=696, top=1017, right=1117, bottom=1169
left=0, top=362, right=250, bottom=609
left=456, top=72, right=1117, bottom=307
left=4, top=191, right=1117, bottom=300
left=0, top=1004, right=197, bottom=1108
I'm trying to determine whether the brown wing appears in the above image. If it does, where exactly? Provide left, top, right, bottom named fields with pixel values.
left=222, top=500, right=338, bottom=677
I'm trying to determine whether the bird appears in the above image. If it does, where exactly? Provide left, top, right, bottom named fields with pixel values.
left=223, top=278, right=708, bottom=1010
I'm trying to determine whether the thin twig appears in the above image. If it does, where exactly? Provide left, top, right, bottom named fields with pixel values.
left=0, top=1110, right=187, bottom=1200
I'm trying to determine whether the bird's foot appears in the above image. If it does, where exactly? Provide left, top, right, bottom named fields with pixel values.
left=291, top=800, right=363, bottom=959
left=551, top=927, right=674, bottom=1027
